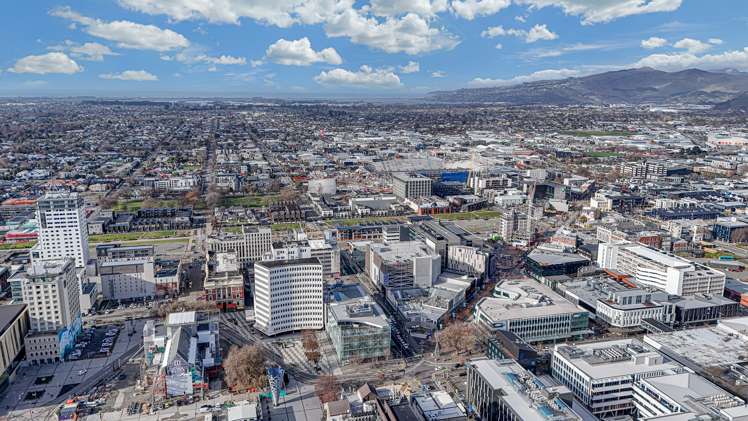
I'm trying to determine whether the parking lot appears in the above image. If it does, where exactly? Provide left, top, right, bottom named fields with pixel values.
left=69, top=325, right=122, bottom=361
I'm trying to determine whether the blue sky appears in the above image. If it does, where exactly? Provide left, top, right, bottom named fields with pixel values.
left=1, top=0, right=747, bottom=97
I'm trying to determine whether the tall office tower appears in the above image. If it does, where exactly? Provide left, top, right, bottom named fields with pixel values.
left=22, top=258, right=82, bottom=363
left=32, top=191, right=90, bottom=269
left=253, top=258, right=324, bottom=336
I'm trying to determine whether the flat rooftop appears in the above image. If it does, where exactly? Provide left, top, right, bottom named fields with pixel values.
left=369, top=241, right=438, bottom=262
left=625, top=245, right=692, bottom=269
left=476, top=279, right=583, bottom=321
left=555, top=339, right=682, bottom=380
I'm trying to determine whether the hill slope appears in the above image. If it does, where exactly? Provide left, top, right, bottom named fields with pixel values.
left=428, top=68, right=748, bottom=105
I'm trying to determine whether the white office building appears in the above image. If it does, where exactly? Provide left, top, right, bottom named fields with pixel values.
left=31, top=191, right=90, bottom=268
left=264, top=238, right=340, bottom=279
left=207, top=226, right=272, bottom=266
left=473, top=279, right=590, bottom=343
left=366, top=241, right=441, bottom=291
left=22, top=258, right=82, bottom=363
left=391, top=173, right=432, bottom=199
left=598, top=242, right=725, bottom=296
left=551, top=339, right=685, bottom=418
left=253, top=258, right=324, bottom=336
left=96, top=244, right=157, bottom=300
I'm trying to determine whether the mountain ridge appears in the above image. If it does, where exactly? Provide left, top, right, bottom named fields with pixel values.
left=427, top=68, right=748, bottom=106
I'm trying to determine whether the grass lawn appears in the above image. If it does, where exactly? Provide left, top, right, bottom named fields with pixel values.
left=222, top=195, right=278, bottom=208
left=111, top=199, right=181, bottom=212
left=89, top=230, right=188, bottom=243
left=435, top=210, right=502, bottom=221
left=329, top=216, right=405, bottom=226
left=0, top=241, right=36, bottom=250
left=703, top=251, right=738, bottom=259
left=563, top=130, right=634, bottom=137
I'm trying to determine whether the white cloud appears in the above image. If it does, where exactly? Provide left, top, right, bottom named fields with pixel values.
left=118, top=0, right=303, bottom=26
left=169, top=49, right=246, bottom=65
left=431, top=70, right=446, bottom=77
left=469, top=68, right=580, bottom=87
left=100, top=70, right=158, bottom=81
left=51, top=6, right=189, bottom=52
left=495, top=43, right=503, bottom=49
left=265, top=37, right=342, bottom=66
left=481, top=24, right=557, bottom=43
left=635, top=47, right=748, bottom=72
left=399, top=61, right=420, bottom=73
left=369, top=0, right=449, bottom=17
left=49, top=40, right=119, bottom=61
left=527, top=42, right=617, bottom=58
left=673, top=38, right=711, bottom=54
left=314, top=65, right=401, bottom=87
left=641, top=36, right=667, bottom=49
left=9, top=52, right=82, bottom=74
left=708, top=38, right=723, bottom=45
left=452, top=0, right=511, bottom=20
left=324, top=10, right=459, bottom=55
left=516, top=0, right=683, bottom=25
left=526, top=24, right=558, bottom=42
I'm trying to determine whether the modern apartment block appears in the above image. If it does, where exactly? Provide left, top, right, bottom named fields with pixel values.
left=31, top=191, right=90, bottom=269
left=598, top=242, right=725, bottom=296
left=392, top=173, right=432, bottom=199
left=473, top=280, right=590, bottom=343
left=22, top=258, right=82, bottom=363
left=207, top=226, right=272, bottom=267
left=551, top=339, right=685, bottom=418
left=366, top=241, right=441, bottom=291
left=466, top=358, right=581, bottom=421
left=254, top=258, right=324, bottom=336
left=326, top=284, right=390, bottom=364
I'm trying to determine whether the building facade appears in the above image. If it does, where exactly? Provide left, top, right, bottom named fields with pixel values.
left=31, top=191, right=90, bottom=268
left=207, top=226, right=272, bottom=267
left=254, top=258, right=324, bottom=336
left=391, top=173, right=432, bottom=199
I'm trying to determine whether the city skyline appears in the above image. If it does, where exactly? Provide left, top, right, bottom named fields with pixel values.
left=2, top=0, right=748, bottom=96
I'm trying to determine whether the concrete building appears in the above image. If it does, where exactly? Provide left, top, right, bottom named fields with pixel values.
left=466, top=358, right=581, bottom=421
left=31, top=191, right=90, bottom=268
left=499, top=210, right=530, bottom=243
left=207, top=226, right=272, bottom=267
left=326, top=284, right=390, bottom=364
left=598, top=242, right=725, bottom=296
left=254, top=258, right=324, bottom=336
left=392, top=173, right=432, bottom=199
left=551, top=339, right=685, bottom=418
left=446, top=245, right=489, bottom=278
left=0, top=304, right=29, bottom=388
left=473, top=280, right=590, bottom=343
left=22, top=258, right=82, bottom=363
left=366, top=241, right=441, bottom=291
left=264, top=238, right=341, bottom=279
left=96, top=244, right=156, bottom=301
left=633, top=372, right=748, bottom=420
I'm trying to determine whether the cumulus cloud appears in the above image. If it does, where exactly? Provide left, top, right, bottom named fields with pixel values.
left=431, top=70, right=446, bottom=77
left=709, top=38, right=723, bottom=45
left=516, top=0, right=683, bottom=25
left=265, top=37, right=342, bottom=66
left=325, top=10, right=458, bottom=55
left=399, top=61, right=420, bottom=73
left=451, top=0, right=511, bottom=20
left=641, top=36, right=668, bottom=49
left=369, top=0, right=449, bottom=17
left=99, top=70, right=158, bottom=81
left=9, top=52, right=82, bottom=74
left=117, top=0, right=309, bottom=26
left=50, top=41, right=119, bottom=61
left=51, top=6, right=189, bottom=52
left=164, top=48, right=247, bottom=65
left=673, top=38, right=712, bottom=54
left=635, top=47, right=748, bottom=72
left=469, top=68, right=581, bottom=87
left=481, top=24, right=557, bottom=43
left=314, top=65, right=401, bottom=87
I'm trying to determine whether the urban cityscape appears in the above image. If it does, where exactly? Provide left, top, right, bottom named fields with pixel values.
left=2, top=1, right=748, bottom=421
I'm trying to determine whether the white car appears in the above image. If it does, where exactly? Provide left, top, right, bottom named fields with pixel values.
left=78, top=369, right=87, bottom=375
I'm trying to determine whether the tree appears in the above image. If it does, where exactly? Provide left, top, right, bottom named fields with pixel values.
left=279, top=186, right=299, bottom=202
left=206, top=185, right=224, bottom=209
left=181, top=189, right=200, bottom=207
left=224, top=345, right=268, bottom=392
left=155, top=299, right=216, bottom=318
left=302, top=330, right=321, bottom=364
left=436, top=322, right=479, bottom=355
left=315, top=374, right=339, bottom=403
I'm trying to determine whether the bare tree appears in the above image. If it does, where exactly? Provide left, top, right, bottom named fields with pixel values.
left=155, top=300, right=215, bottom=318
left=315, top=374, right=339, bottom=403
left=224, top=345, right=268, bottom=392
left=436, top=322, right=480, bottom=355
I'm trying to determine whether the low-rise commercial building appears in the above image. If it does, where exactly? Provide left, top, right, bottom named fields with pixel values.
left=366, top=241, right=441, bottom=291
left=326, top=284, right=390, bottom=364
left=0, top=304, right=29, bottom=388
left=204, top=252, right=245, bottom=311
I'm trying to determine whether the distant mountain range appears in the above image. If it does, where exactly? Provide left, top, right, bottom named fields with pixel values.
left=427, top=68, right=748, bottom=107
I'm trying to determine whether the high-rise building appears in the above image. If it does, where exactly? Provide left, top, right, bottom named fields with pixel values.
left=263, top=238, right=341, bottom=279
left=253, top=258, right=324, bottom=336
left=22, top=258, right=82, bottom=363
left=31, top=191, right=90, bottom=269
left=366, top=241, right=441, bottom=291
